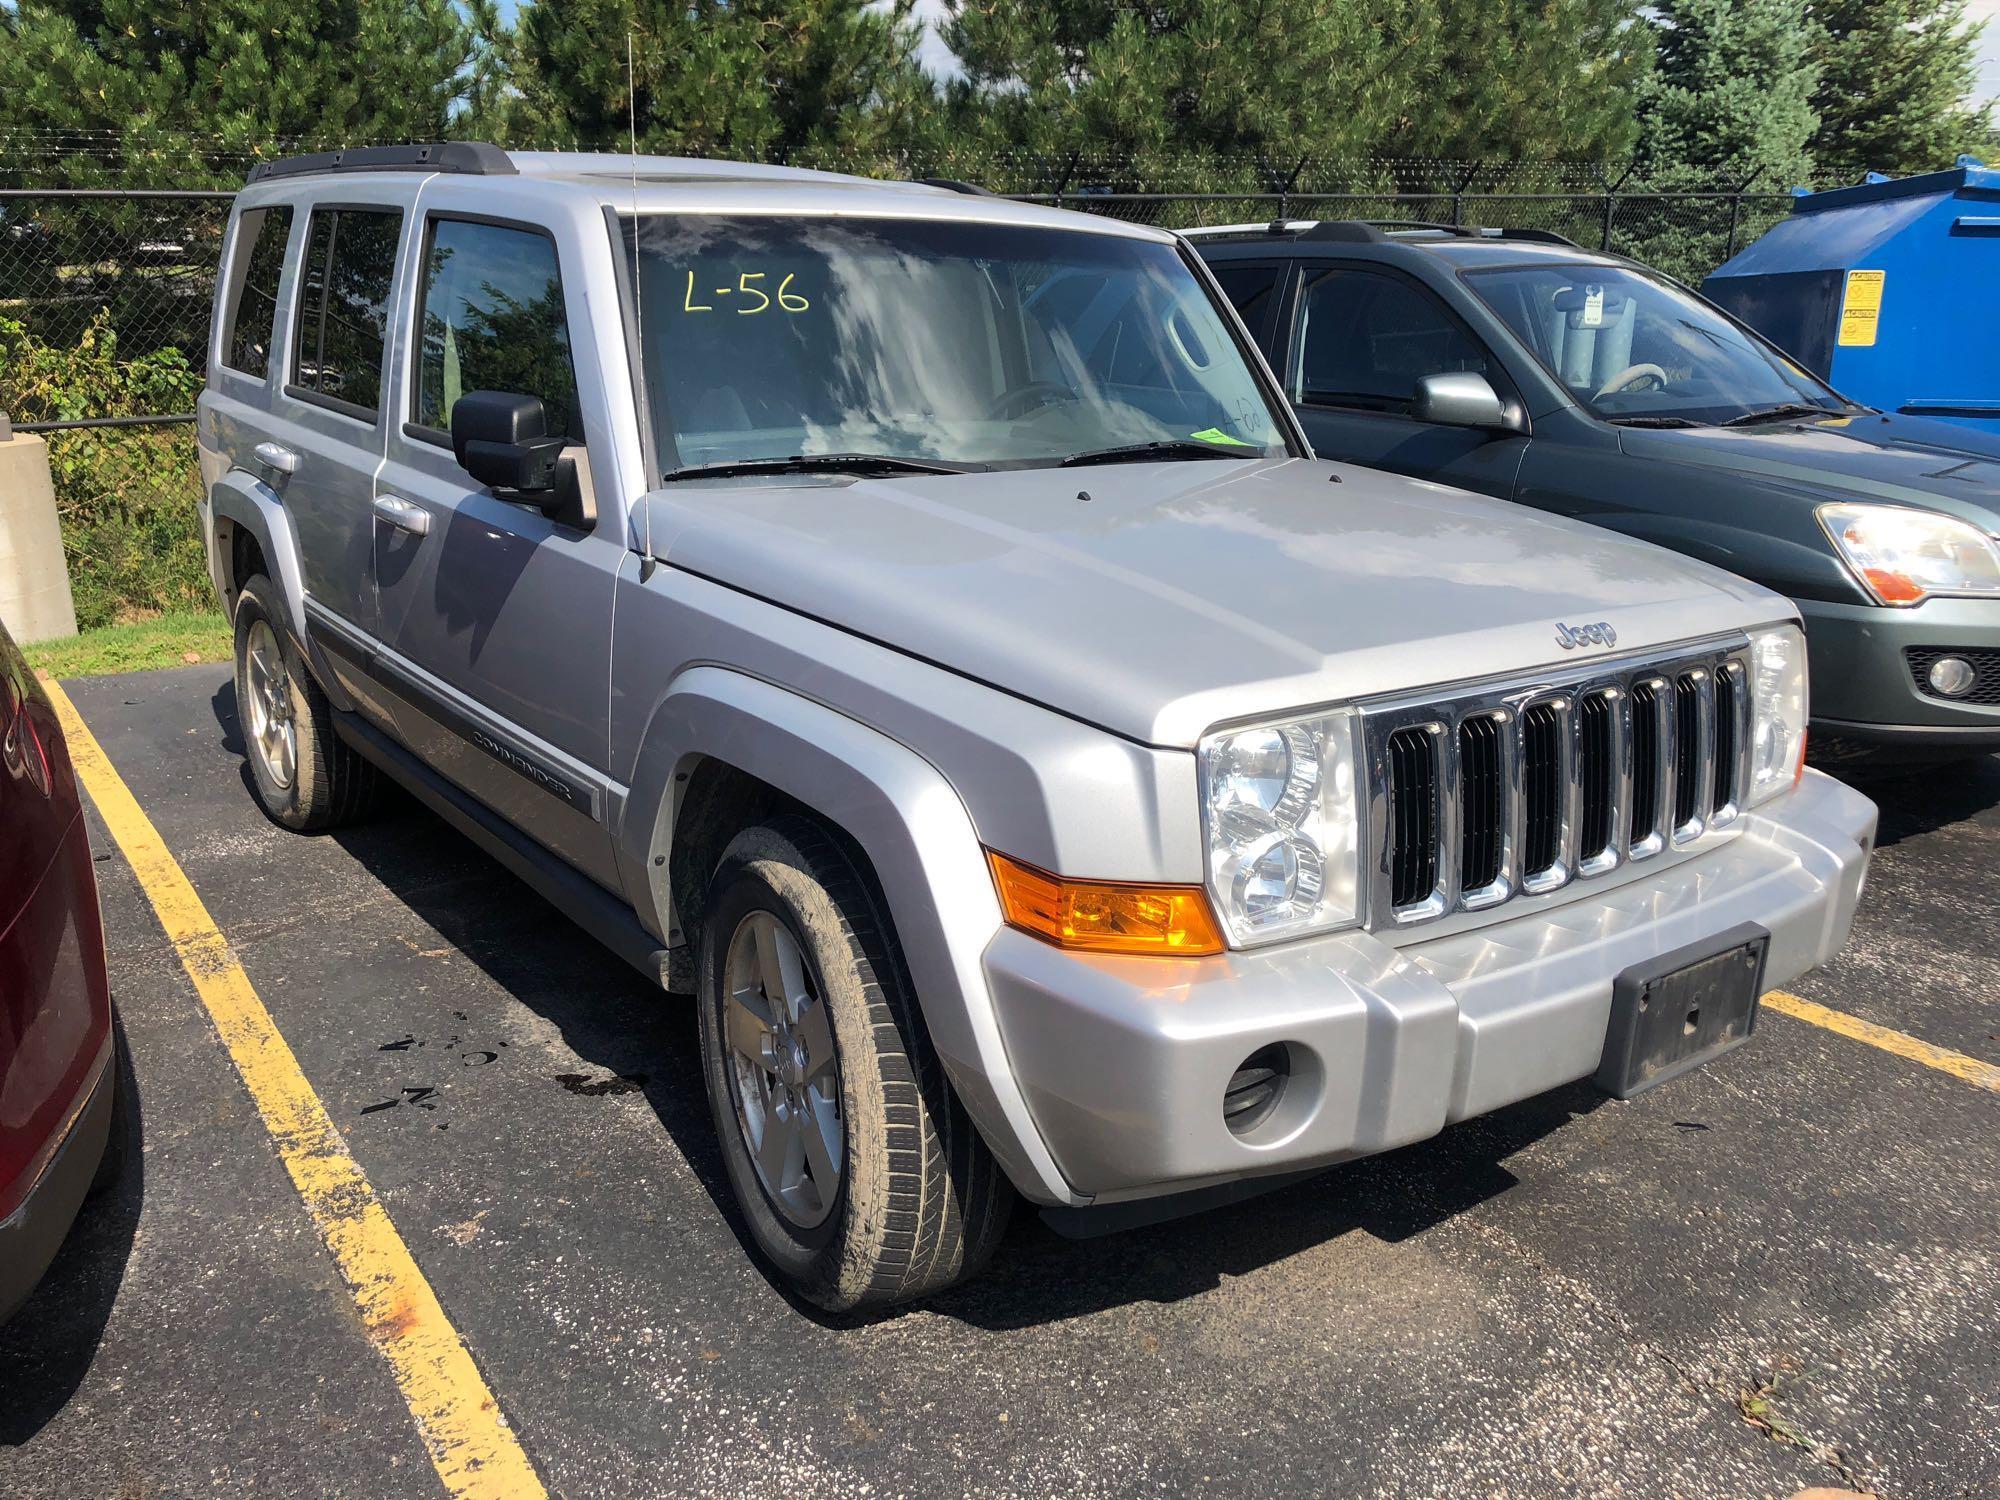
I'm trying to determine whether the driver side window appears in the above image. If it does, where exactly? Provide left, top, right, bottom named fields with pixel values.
left=1292, top=267, right=1493, bottom=414
left=412, top=217, right=581, bottom=445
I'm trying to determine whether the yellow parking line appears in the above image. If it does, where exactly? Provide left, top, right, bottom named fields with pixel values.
left=1764, top=989, right=2000, bottom=1092
left=41, top=676, right=549, bottom=1500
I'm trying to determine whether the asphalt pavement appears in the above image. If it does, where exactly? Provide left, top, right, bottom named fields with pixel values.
left=2, top=663, right=1995, bottom=1498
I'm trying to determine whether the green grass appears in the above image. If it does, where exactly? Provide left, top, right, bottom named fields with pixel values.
left=24, top=610, right=232, bottom=680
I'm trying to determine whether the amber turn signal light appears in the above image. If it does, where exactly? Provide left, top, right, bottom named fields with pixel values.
left=986, top=851, right=1226, bottom=957
left=1860, top=567, right=1926, bottom=605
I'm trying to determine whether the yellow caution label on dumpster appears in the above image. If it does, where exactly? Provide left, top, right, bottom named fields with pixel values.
left=1838, top=269, right=1886, bottom=346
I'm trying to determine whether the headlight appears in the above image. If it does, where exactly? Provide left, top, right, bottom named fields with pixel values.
left=1818, top=503, right=2000, bottom=606
left=1198, top=709, right=1361, bottom=945
left=1746, top=624, right=1808, bottom=805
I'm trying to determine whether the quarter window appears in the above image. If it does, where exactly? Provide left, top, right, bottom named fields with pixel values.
left=413, top=219, right=580, bottom=442
left=289, top=206, right=402, bottom=418
left=1293, top=267, right=1493, bottom=413
left=219, top=206, right=292, bottom=378
left=1208, top=262, right=1284, bottom=353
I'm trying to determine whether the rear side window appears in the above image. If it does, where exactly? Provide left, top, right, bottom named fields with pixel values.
left=413, top=218, right=580, bottom=442
left=1293, top=266, right=1493, bottom=412
left=218, top=206, right=292, bottom=378
left=289, top=206, right=403, bottom=418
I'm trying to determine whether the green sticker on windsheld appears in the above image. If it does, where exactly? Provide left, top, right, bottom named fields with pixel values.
left=1188, top=427, right=1254, bottom=446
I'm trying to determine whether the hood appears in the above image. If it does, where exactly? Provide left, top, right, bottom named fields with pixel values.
left=1619, top=414, right=2000, bottom=531
left=641, top=457, right=1790, bottom=748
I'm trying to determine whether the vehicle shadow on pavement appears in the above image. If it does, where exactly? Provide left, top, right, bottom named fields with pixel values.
left=310, top=760, right=1600, bottom=1329
left=0, top=1014, right=145, bottom=1446
left=927, top=1085, right=1600, bottom=1331
left=1838, top=752, right=2000, bottom=851
left=203, top=680, right=1606, bottom=1331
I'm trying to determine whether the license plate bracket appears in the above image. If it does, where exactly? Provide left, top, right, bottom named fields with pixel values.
left=1596, top=923, right=1769, bottom=1099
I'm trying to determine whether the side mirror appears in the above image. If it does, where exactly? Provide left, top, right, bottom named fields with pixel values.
left=1411, top=371, right=1515, bottom=432
left=451, top=391, right=566, bottom=493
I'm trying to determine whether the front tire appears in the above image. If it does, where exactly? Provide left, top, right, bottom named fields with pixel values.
left=232, top=574, right=376, bottom=831
left=696, top=816, right=1013, bottom=1310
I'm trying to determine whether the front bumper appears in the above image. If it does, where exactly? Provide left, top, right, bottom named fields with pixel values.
left=983, top=768, right=1875, bottom=1204
left=0, top=1036, right=113, bottom=1323
left=1800, top=595, right=2000, bottom=747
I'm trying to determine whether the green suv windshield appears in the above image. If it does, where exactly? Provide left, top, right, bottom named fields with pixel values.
left=1463, top=262, right=1852, bottom=427
left=619, top=215, right=1287, bottom=474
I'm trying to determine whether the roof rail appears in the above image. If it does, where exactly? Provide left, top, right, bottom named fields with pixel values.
left=1292, top=220, right=1390, bottom=242
left=913, top=177, right=996, bottom=196
left=245, top=142, right=516, bottom=186
left=1487, top=226, right=1581, bottom=248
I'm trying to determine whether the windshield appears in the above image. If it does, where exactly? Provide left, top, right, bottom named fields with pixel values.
left=619, top=215, right=1288, bottom=474
left=1463, top=263, right=1850, bottom=426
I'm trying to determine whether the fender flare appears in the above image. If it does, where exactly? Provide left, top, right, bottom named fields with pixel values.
left=207, top=468, right=306, bottom=631
left=207, top=469, right=360, bottom=712
left=619, top=665, right=1083, bottom=1207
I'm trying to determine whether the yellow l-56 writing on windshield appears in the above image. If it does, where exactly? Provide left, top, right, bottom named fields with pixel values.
left=682, top=270, right=811, bottom=315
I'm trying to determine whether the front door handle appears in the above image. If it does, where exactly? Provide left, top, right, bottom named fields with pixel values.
left=372, top=494, right=431, bottom=537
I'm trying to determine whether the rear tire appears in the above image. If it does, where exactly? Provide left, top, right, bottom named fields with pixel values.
left=696, top=815, right=1013, bottom=1310
left=232, top=574, right=376, bottom=831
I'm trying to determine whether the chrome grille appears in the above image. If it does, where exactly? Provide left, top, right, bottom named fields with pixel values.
left=1364, top=640, right=1752, bottom=928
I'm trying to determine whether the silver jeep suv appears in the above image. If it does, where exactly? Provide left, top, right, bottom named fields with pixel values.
left=197, top=144, right=1876, bottom=1308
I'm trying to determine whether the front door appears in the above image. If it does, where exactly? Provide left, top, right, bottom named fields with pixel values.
left=371, top=212, right=623, bottom=890
left=1285, top=263, right=1528, bottom=501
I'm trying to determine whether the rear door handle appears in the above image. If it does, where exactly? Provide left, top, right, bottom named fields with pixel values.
left=253, top=441, right=299, bottom=478
left=372, top=494, right=431, bottom=537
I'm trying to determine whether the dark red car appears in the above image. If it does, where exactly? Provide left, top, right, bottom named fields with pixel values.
left=1, top=619, right=117, bottom=1322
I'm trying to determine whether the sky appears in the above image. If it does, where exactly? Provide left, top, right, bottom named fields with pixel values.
left=1971, top=0, right=2000, bottom=108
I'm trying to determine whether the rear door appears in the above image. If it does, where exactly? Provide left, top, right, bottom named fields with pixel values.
left=1284, top=262, right=1527, bottom=499
left=371, top=209, right=622, bottom=889
left=274, top=202, right=404, bottom=656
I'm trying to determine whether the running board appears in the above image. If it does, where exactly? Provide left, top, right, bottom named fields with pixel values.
left=333, top=711, right=677, bottom=990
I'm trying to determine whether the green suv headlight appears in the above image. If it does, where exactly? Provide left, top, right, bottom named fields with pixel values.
left=1818, top=503, right=2000, bottom=606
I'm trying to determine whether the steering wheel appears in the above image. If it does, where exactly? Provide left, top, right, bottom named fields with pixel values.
left=1594, top=362, right=1669, bottom=400
left=986, top=381, right=1074, bottom=420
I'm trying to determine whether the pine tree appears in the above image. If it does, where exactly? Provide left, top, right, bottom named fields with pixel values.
left=504, top=0, right=938, bottom=164
left=0, top=0, right=500, bottom=187
left=1413, top=0, right=1652, bottom=161
left=939, top=0, right=1438, bottom=179
left=1625, top=0, right=1821, bottom=283
left=1637, top=0, right=1822, bottom=181
left=1808, top=0, right=1989, bottom=174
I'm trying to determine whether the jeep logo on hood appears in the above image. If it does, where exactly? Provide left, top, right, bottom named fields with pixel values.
left=1555, top=620, right=1617, bottom=650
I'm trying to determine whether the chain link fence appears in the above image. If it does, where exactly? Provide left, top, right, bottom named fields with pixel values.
left=0, top=162, right=1810, bottom=628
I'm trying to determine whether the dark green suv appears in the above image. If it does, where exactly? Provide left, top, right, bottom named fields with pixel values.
left=1190, top=221, right=2000, bottom=763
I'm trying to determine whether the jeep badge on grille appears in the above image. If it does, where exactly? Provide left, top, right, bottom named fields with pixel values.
left=1555, top=620, right=1617, bottom=650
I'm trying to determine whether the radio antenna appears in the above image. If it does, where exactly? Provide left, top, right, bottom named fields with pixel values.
left=629, top=29, right=652, bottom=562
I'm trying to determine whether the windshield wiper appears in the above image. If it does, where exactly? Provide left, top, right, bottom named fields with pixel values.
left=1059, top=439, right=1258, bottom=468
left=656, top=453, right=978, bottom=483
left=1718, top=403, right=1838, bottom=427
left=1603, top=414, right=1703, bottom=428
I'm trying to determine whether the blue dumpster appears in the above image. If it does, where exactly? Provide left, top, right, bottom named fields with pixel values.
left=1704, top=162, right=2000, bottom=435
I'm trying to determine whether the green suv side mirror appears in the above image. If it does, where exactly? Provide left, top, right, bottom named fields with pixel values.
left=1411, top=371, right=1516, bottom=433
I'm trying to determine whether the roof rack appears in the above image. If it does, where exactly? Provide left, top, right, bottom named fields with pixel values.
left=245, top=142, right=515, bottom=185
left=1180, top=218, right=1584, bottom=249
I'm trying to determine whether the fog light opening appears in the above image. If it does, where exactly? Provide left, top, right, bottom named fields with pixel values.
left=1928, top=655, right=1977, bottom=698
left=1224, top=1044, right=1291, bottom=1138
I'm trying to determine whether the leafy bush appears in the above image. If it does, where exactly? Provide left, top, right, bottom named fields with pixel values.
left=0, top=310, right=209, bottom=628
